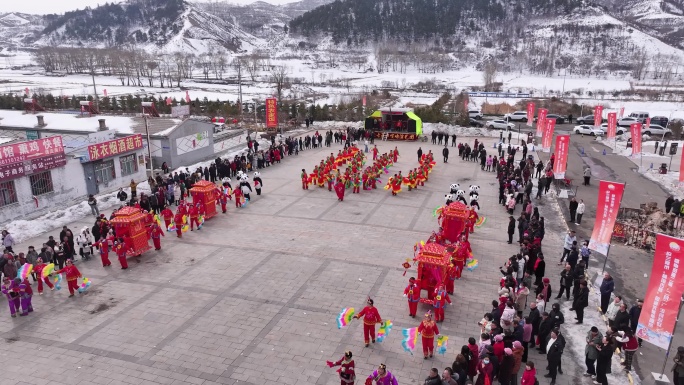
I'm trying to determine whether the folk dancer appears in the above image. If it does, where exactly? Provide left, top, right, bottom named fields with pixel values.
left=354, top=297, right=382, bottom=347
left=418, top=311, right=440, bottom=359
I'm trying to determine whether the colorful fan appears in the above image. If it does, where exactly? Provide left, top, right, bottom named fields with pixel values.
left=475, top=217, right=486, bottom=227
left=337, top=307, right=355, bottom=329
left=42, top=263, right=55, bottom=278
left=153, top=214, right=163, bottom=229
left=466, top=259, right=479, bottom=271
left=376, top=320, right=393, bottom=342
left=78, top=277, right=92, bottom=293
left=401, top=327, right=419, bottom=355
left=17, top=264, right=33, bottom=280
left=432, top=206, right=444, bottom=218
left=54, top=273, right=62, bottom=291
left=437, top=335, right=449, bottom=355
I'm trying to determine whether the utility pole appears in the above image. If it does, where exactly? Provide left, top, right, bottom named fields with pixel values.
left=237, top=60, right=243, bottom=117
left=91, top=71, right=99, bottom=110
left=143, top=114, right=153, bottom=175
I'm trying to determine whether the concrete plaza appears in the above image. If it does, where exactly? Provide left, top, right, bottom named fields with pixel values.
left=2, top=136, right=595, bottom=385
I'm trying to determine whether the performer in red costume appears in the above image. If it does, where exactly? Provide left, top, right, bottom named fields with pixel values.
left=335, top=178, right=346, bottom=202
left=326, top=351, right=356, bottom=385
left=354, top=297, right=382, bottom=347
left=95, top=238, right=111, bottom=267
left=56, top=259, right=82, bottom=297
left=33, top=257, right=55, bottom=293
left=173, top=210, right=184, bottom=238
left=189, top=205, right=200, bottom=231
left=161, top=205, right=174, bottom=229
left=301, top=169, right=310, bottom=190
left=403, top=277, right=421, bottom=317
left=113, top=241, right=129, bottom=270
left=372, top=145, right=378, bottom=161
left=445, top=262, right=457, bottom=295
left=452, top=236, right=471, bottom=279
left=393, top=146, right=399, bottom=163
left=433, top=283, right=452, bottom=322
left=218, top=192, right=228, bottom=213
left=467, top=207, right=478, bottom=234
left=417, top=311, right=439, bottom=359
left=149, top=223, right=164, bottom=250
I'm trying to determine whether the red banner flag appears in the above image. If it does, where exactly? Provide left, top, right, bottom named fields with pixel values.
left=646, top=117, right=651, bottom=130
left=103, top=89, right=108, bottom=97
left=166, top=97, right=172, bottom=106
left=680, top=148, right=684, bottom=183
left=363, top=95, right=367, bottom=107
left=185, top=91, right=190, bottom=104
left=265, top=98, right=278, bottom=128
left=619, top=107, right=625, bottom=118
left=526, top=102, right=535, bottom=128
left=636, top=234, right=684, bottom=349
left=593, top=105, right=603, bottom=127
left=589, top=181, right=625, bottom=255
left=542, top=118, right=555, bottom=152
left=553, top=135, right=570, bottom=179
left=463, top=97, right=468, bottom=110
left=607, top=112, right=617, bottom=139
left=536, top=108, right=548, bottom=137
left=24, top=87, right=29, bottom=95
left=630, top=123, right=642, bottom=156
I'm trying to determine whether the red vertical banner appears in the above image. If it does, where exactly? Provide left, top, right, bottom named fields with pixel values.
left=607, top=112, right=617, bottom=139
left=553, top=135, right=570, bottom=179
left=185, top=91, right=190, bottom=103
left=636, top=234, right=684, bottom=349
left=589, top=181, right=625, bottom=255
left=363, top=95, right=367, bottom=107
left=463, top=96, right=469, bottom=109
left=265, top=97, right=278, bottom=128
left=646, top=117, right=651, bottom=130
left=536, top=108, right=548, bottom=137
left=542, top=119, right=555, bottom=152
left=619, top=107, right=625, bottom=118
left=630, top=123, right=642, bottom=156
left=526, top=102, right=535, bottom=127
left=593, top=105, right=604, bottom=127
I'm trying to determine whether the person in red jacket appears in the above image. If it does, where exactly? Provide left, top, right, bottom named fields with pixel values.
left=189, top=205, right=200, bottom=231
left=149, top=223, right=164, bottom=251
left=33, top=258, right=55, bottom=293
left=95, top=238, right=111, bottom=267
left=372, top=145, right=378, bottom=161
left=520, top=361, right=537, bottom=385
left=218, top=192, right=228, bottom=214
left=113, top=241, right=129, bottom=270
left=161, top=206, right=174, bottom=229
left=418, top=311, right=439, bottom=359
left=56, top=259, right=82, bottom=297
left=446, top=262, right=457, bottom=294
left=403, top=277, right=421, bottom=317
left=354, top=297, right=382, bottom=347
left=326, top=351, right=356, bottom=385
left=174, top=210, right=184, bottom=238
left=433, top=283, right=452, bottom=322
left=393, top=146, right=399, bottom=163
left=234, top=185, right=244, bottom=207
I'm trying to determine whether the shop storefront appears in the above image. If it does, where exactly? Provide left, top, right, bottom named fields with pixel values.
left=81, top=134, right=147, bottom=195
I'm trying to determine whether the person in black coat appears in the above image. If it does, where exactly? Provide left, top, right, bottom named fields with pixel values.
left=573, top=280, right=589, bottom=323
left=498, top=349, right=515, bottom=384
left=629, top=299, right=643, bottom=346
left=490, top=300, right=501, bottom=325
left=600, top=272, right=615, bottom=314
left=569, top=198, right=578, bottom=222
left=534, top=253, right=546, bottom=287
left=417, top=147, right=423, bottom=162
left=547, top=303, right=565, bottom=328
left=517, top=214, right=527, bottom=243
left=571, top=261, right=586, bottom=299
left=614, top=303, right=631, bottom=331
left=595, top=338, right=614, bottom=385
left=528, top=301, right=541, bottom=348
left=507, top=216, right=515, bottom=244
left=544, top=330, right=564, bottom=385
left=555, top=264, right=573, bottom=300
left=537, top=312, right=553, bottom=353
left=443, top=146, right=449, bottom=163
left=666, top=195, right=675, bottom=213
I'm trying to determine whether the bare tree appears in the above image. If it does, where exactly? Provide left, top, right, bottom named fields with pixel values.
left=270, top=65, right=290, bottom=103
left=632, top=50, right=649, bottom=80
left=483, top=60, right=498, bottom=91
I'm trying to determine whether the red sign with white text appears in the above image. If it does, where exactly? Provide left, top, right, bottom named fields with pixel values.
left=636, top=234, right=684, bottom=350
left=0, top=137, right=64, bottom=166
left=630, top=123, right=642, bottom=156
left=265, top=98, right=278, bottom=129
left=526, top=102, right=535, bottom=128
left=680, top=148, right=684, bottom=182
left=542, top=119, right=555, bottom=152
left=589, top=181, right=625, bottom=255
left=87, top=134, right=143, bottom=162
left=536, top=108, right=548, bottom=137
left=607, top=112, right=617, bottom=139
left=553, top=135, right=570, bottom=179
left=594, top=105, right=604, bottom=127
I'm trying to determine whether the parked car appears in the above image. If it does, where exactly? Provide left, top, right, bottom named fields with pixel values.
left=468, top=109, right=483, bottom=119
left=651, top=116, right=669, bottom=127
left=535, top=114, right=566, bottom=124
left=618, top=116, right=639, bottom=127
left=486, top=119, right=516, bottom=130
left=628, top=111, right=650, bottom=123
left=469, top=118, right=485, bottom=127
left=573, top=125, right=603, bottom=136
left=599, top=123, right=625, bottom=135
left=643, top=124, right=672, bottom=136
left=503, top=111, right=528, bottom=122
left=576, top=115, right=596, bottom=124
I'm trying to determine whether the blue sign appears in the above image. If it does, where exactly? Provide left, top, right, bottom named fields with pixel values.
left=25, top=130, right=39, bottom=140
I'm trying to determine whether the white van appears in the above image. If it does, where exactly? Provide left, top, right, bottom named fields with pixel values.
left=468, top=109, right=482, bottom=119
left=628, top=111, right=649, bottom=124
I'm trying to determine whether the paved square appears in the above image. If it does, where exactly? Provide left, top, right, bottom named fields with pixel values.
left=3, top=135, right=584, bottom=385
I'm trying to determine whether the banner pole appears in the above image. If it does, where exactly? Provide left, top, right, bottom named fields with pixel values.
left=659, top=296, right=684, bottom=378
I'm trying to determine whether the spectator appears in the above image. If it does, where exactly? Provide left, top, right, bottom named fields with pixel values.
left=595, top=337, right=614, bottom=385
left=569, top=198, right=578, bottom=223
left=560, top=230, right=576, bottom=265
left=573, top=280, right=589, bottom=324
left=616, top=329, right=639, bottom=371
left=576, top=199, right=586, bottom=224
left=555, top=264, right=572, bottom=300
left=507, top=216, right=515, bottom=244
left=584, top=326, right=602, bottom=378
left=442, top=367, right=459, bottom=385
left=629, top=299, right=643, bottom=347
left=520, top=361, right=536, bottom=385
left=583, top=166, right=592, bottom=185
left=543, top=329, right=563, bottom=385
left=1, top=230, right=15, bottom=253
left=116, top=188, right=128, bottom=203
left=88, top=194, right=99, bottom=216
left=614, top=303, right=631, bottom=331
left=425, top=368, right=442, bottom=385
left=666, top=195, right=675, bottom=213
left=606, top=295, right=624, bottom=327
left=600, top=272, right=615, bottom=314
